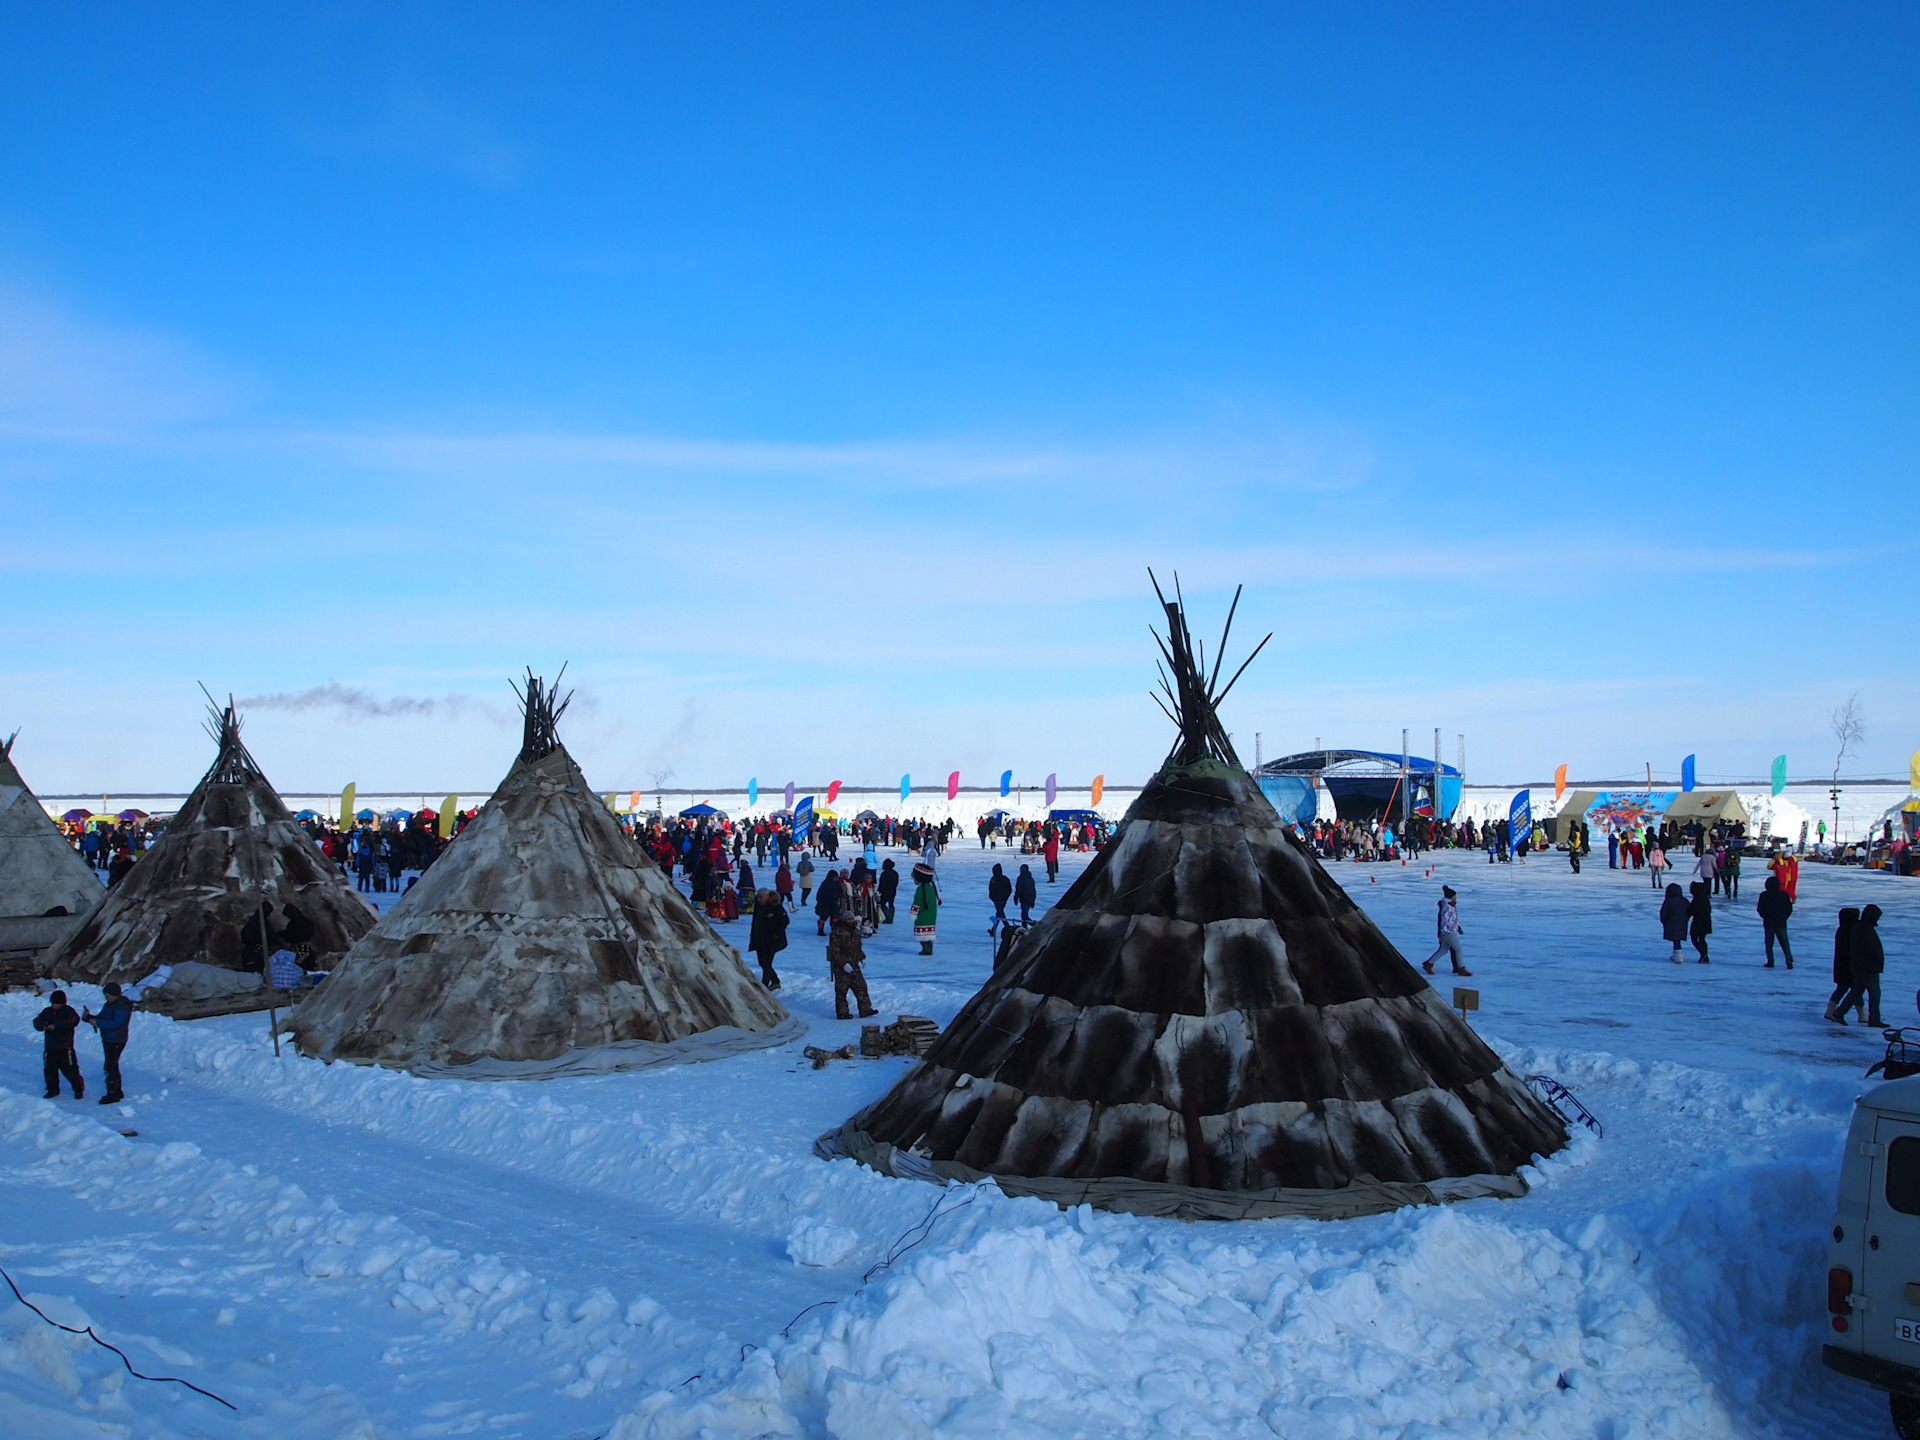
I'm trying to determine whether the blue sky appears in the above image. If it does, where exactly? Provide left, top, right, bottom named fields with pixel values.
left=1, top=4, right=1914, bottom=795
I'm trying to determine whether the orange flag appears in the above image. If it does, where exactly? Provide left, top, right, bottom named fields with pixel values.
left=1554, top=764, right=1568, bottom=802
left=1091, top=774, right=1105, bottom=808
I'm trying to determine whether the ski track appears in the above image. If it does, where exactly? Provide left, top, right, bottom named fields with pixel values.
left=0, top=844, right=1913, bottom=1437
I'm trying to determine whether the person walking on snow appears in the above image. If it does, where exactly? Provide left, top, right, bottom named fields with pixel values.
left=82, top=982, right=134, bottom=1103
left=827, top=907, right=878, bottom=1020
left=1660, top=882, right=1691, bottom=963
left=1839, top=903, right=1887, bottom=1028
left=911, top=862, right=940, bottom=956
left=1826, top=907, right=1863, bottom=1023
left=1756, top=876, right=1794, bottom=969
left=987, top=863, right=1012, bottom=937
left=1687, top=881, right=1713, bottom=963
left=1014, top=863, right=1037, bottom=926
left=795, top=854, right=814, bottom=910
left=747, top=891, right=789, bottom=989
left=1648, top=840, right=1668, bottom=890
left=1043, top=829, right=1060, bottom=884
left=814, top=867, right=844, bottom=936
left=34, top=990, right=84, bottom=1100
left=877, top=858, right=900, bottom=924
left=1422, top=886, right=1472, bottom=976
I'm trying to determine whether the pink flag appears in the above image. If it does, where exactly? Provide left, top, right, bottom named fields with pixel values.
left=827, top=780, right=842, bottom=806
left=947, top=771, right=960, bottom=801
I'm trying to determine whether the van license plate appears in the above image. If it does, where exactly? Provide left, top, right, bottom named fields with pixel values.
left=1896, top=1318, right=1920, bottom=1344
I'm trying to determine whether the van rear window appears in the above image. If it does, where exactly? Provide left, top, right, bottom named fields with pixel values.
left=1889, top=1137, right=1920, bottom=1215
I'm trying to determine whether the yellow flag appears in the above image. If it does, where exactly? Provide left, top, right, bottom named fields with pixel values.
left=1091, top=774, right=1105, bottom=808
left=1554, top=763, right=1568, bottom=802
left=605, top=793, right=618, bottom=811
left=339, top=782, right=356, bottom=827
left=438, top=796, right=458, bottom=839
left=1911, top=750, right=1920, bottom=790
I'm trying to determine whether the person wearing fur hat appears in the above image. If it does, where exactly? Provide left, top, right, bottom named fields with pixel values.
left=911, top=861, right=940, bottom=956
left=827, top=905, right=878, bottom=1020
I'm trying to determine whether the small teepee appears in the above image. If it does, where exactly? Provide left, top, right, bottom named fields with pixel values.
left=48, top=699, right=376, bottom=1005
left=0, top=736, right=105, bottom=979
left=824, top=579, right=1567, bottom=1219
left=290, top=673, right=797, bottom=1078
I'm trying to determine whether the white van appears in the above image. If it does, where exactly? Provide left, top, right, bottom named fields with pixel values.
left=1826, top=1075, right=1920, bottom=1437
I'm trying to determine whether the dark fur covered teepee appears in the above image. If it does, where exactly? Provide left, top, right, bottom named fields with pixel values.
left=822, top=579, right=1567, bottom=1220
left=48, top=698, right=376, bottom=1008
left=290, top=672, right=798, bottom=1079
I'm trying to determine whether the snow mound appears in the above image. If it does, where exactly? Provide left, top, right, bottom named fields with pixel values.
left=786, top=1218, right=859, bottom=1268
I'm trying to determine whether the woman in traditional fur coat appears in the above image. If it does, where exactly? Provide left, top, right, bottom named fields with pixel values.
left=910, top=862, right=940, bottom=956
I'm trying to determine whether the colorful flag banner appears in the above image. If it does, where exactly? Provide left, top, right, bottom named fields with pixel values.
left=784, top=781, right=796, bottom=811
left=900, top=773, right=911, bottom=801
left=1771, top=756, right=1786, bottom=797
left=1680, top=755, right=1697, bottom=792
left=1509, top=789, right=1533, bottom=851
left=1045, top=773, right=1057, bottom=808
left=339, top=783, right=356, bottom=827
left=1553, top=764, right=1568, bottom=802
left=439, top=795, right=458, bottom=838
left=947, top=771, right=960, bottom=801
left=1091, top=774, right=1105, bottom=808
left=1000, top=770, right=1012, bottom=798
left=827, top=780, right=842, bottom=806
left=629, top=790, right=641, bottom=812
left=1910, top=750, right=1920, bottom=790
left=748, top=778, right=758, bottom=808
left=793, top=795, right=813, bottom=843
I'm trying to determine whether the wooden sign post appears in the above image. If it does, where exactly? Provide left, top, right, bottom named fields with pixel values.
left=1453, top=987, right=1480, bottom=1023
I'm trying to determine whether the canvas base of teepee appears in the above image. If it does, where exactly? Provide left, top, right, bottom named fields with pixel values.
left=814, top=1117, right=1530, bottom=1221
left=358, top=1013, right=808, bottom=1082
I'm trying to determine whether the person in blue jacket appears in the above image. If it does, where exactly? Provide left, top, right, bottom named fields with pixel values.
left=82, top=982, right=134, bottom=1105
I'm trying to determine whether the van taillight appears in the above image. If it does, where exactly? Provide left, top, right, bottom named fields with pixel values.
left=1830, top=1268, right=1853, bottom=1332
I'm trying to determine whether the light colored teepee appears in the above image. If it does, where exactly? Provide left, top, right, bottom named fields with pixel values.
left=0, top=736, right=104, bottom=978
left=48, top=700, right=376, bottom=1007
left=290, top=673, right=798, bottom=1078
left=824, top=580, right=1567, bottom=1220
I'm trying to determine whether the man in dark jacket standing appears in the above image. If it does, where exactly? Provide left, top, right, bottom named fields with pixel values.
left=1845, top=903, right=1887, bottom=1027
left=987, top=863, right=1013, bottom=937
left=1014, top=864, right=1038, bottom=926
left=1756, top=876, right=1794, bottom=968
left=877, top=859, right=900, bottom=924
left=82, top=982, right=133, bottom=1104
left=814, top=868, right=844, bottom=936
left=1660, top=883, right=1690, bottom=963
left=34, top=990, right=84, bottom=1100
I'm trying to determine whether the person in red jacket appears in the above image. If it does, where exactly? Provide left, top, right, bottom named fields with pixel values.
left=1043, top=830, right=1061, bottom=884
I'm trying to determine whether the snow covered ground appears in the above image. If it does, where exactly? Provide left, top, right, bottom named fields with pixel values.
left=1, top=841, right=1914, bottom=1438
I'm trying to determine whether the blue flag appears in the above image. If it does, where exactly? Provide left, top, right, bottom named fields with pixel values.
left=1681, top=755, right=1696, bottom=792
left=748, top=778, right=758, bottom=808
left=1509, top=789, right=1533, bottom=851
left=900, top=773, right=911, bottom=802
left=1770, top=755, right=1786, bottom=797
left=1000, top=769, right=1012, bottom=798
left=793, top=795, right=813, bottom=844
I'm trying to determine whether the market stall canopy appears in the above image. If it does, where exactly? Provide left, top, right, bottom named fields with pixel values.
left=678, top=802, right=725, bottom=818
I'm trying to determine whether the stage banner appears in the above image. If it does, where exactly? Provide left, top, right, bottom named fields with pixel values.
left=827, top=780, right=842, bottom=806
left=1091, top=774, right=1105, bottom=808
left=1045, top=773, right=1057, bottom=807
left=748, top=778, right=758, bottom=808
left=793, top=795, right=813, bottom=843
left=1771, top=756, right=1786, bottom=797
left=1681, top=755, right=1697, bottom=792
left=947, top=771, right=960, bottom=801
left=439, top=796, right=458, bottom=839
left=1509, top=789, right=1533, bottom=851
left=1554, top=764, right=1568, bottom=802
left=1000, top=770, right=1012, bottom=798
